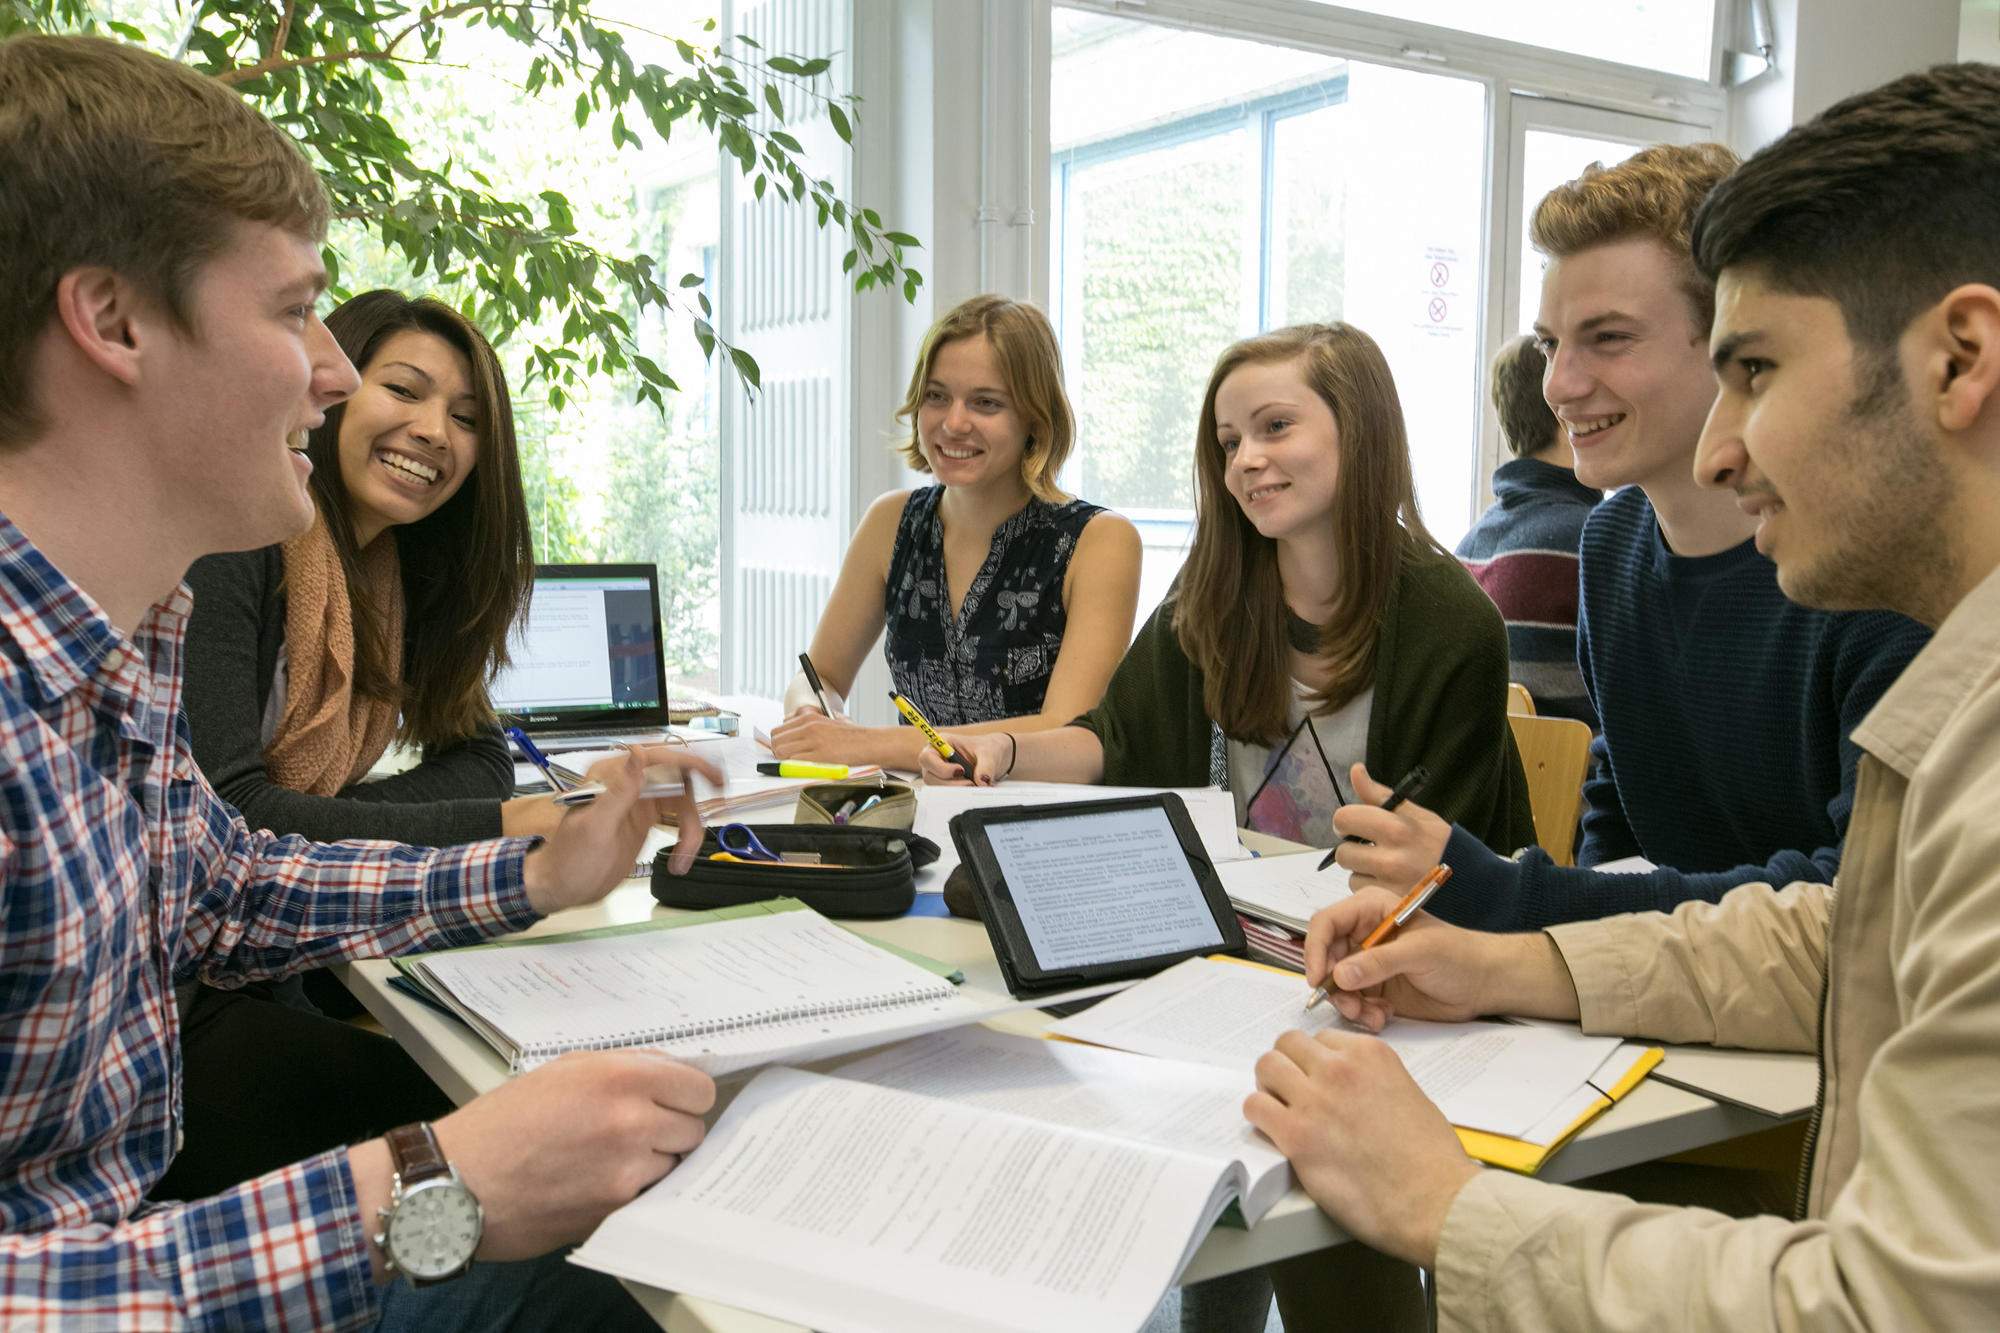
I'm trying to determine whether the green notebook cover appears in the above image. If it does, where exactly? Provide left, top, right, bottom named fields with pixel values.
left=390, top=897, right=964, bottom=1003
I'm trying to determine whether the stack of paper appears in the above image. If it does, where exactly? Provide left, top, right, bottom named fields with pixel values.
left=1217, top=852, right=1350, bottom=932
left=553, top=733, right=881, bottom=823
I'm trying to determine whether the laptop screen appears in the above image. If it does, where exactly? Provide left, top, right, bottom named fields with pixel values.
left=489, top=563, right=671, bottom=729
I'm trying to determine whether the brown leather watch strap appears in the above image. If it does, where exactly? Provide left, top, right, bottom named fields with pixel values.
left=384, top=1122, right=450, bottom=1186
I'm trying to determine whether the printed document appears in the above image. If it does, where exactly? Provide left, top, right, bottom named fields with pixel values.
left=572, top=1064, right=1247, bottom=1333
left=836, top=1027, right=1292, bottom=1223
left=1049, top=956, right=1625, bottom=1140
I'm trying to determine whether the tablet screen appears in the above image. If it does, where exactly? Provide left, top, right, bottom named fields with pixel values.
left=983, top=803, right=1226, bottom=970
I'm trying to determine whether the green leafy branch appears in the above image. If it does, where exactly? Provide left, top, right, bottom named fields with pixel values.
left=4, top=0, right=924, bottom=408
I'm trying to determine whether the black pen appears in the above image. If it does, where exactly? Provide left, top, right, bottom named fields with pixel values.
left=798, top=651, right=832, bottom=715
left=1319, top=764, right=1430, bottom=870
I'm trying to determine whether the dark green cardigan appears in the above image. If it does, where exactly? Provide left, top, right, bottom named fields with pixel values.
left=1074, top=542, right=1536, bottom=857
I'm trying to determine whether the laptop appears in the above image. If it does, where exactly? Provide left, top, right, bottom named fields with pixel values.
left=490, top=563, right=676, bottom=750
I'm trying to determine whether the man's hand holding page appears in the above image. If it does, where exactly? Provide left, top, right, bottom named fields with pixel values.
left=522, top=744, right=722, bottom=913
left=1245, top=1025, right=1480, bottom=1269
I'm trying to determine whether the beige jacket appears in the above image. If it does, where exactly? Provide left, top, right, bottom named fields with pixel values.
left=1436, top=561, right=2000, bottom=1331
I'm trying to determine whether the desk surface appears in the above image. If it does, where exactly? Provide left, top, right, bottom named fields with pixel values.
left=340, top=870, right=1808, bottom=1333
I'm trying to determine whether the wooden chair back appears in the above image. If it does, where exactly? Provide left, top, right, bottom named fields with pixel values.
left=1506, top=713, right=1592, bottom=866
left=1506, top=683, right=1536, bottom=715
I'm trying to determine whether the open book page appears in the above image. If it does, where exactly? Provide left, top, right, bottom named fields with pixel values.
left=834, top=1027, right=1293, bottom=1224
left=572, top=1066, right=1241, bottom=1333
left=914, top=783, right=1248, bottom=892
left=1049, top=956, right=1623, bottom=1140
left=411, top=909, right=995, bottom=1075
left=1217, top=853, right=1351, bottom=933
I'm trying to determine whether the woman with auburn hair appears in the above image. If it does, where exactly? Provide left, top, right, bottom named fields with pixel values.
left=928, top=322, right=1533, bottom=858
left=164, top=289, right=552, bottom=1200
left=770, top=293, right=1142, bottom=771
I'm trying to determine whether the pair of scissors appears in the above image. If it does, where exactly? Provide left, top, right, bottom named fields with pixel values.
left=715, top=823, right=783, bottom=863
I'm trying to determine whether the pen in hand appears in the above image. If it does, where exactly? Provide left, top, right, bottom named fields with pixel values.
left=1304, top=863, right=1452, bottom=1011
left=507, top=727, right=584, bottom=792
left=1319, top=762, right=1430, bottom=869
left=798, top=651, right=832, bottom=715
left=888, top=691, right=977, bottom=781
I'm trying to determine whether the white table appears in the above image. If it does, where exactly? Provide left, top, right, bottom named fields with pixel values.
left=339, top=874, right=1808, bottom=1333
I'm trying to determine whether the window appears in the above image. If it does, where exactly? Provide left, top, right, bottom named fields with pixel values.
left=1051, top=10, right=1489, bottom=611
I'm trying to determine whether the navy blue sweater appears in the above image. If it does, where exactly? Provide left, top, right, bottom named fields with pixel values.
left=1429, top=485, right=1931, bottom=932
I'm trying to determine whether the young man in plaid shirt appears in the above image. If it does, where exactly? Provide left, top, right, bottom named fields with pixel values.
left=0, top=33, right=722, bottom=1330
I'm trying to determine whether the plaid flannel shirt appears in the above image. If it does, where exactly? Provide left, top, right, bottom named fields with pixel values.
left=0, top=510, right=539, bottom=1330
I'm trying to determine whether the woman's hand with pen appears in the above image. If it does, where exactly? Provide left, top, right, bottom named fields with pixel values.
left=915, top=731, right=1010, bottom=786
left=1326, top=762, right=1455, bottom=892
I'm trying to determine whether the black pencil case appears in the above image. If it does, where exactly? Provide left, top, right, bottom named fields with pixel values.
left=650, top=824, right=940, bottom=919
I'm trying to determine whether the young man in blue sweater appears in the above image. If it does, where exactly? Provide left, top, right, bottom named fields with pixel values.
left=1456, top=334, right=1602, bottom=728
left=1334, top=143, right=1930, bottom=932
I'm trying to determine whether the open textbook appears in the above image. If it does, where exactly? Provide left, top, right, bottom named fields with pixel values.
left=407, top=905, right=1012, bottom=1076
left=573, top=1031, right=1291, bottom=1333
left=1050, top=956, right=1659, bottom=1167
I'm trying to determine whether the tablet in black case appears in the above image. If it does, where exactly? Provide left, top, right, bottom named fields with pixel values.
left=948, top=793, right=1246, bottom=998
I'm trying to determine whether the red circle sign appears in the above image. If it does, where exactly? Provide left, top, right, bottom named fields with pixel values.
left=1428, top=296, right=1448, bottom=323
left=1429, top=262, right=1450, bottom=287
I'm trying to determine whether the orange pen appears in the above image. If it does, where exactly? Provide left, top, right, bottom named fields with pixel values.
left=1304, top=863, right=1453, bottom=1011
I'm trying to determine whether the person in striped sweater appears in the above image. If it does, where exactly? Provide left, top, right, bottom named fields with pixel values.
left=1455, top=334, right=1601, bottom=727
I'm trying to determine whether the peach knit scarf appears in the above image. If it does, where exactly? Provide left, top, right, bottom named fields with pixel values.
left=264, top=515, right=405, bottom=796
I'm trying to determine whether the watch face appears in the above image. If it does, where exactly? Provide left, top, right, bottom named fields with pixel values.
left=387, top=1178, right=483, bottom=1280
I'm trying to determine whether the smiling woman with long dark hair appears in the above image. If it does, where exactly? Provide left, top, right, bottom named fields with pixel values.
left=183, top=288, right=541, bottom=843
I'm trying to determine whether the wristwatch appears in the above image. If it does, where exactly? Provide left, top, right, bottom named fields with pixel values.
left=373, top=1122, right=483, bottom=1284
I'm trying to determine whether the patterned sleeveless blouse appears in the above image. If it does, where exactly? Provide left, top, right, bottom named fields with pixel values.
left=883, top=486, right=1106, bottom=727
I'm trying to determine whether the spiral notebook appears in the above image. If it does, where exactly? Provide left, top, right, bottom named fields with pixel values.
left=406, top=903, right=1003, bottom=1076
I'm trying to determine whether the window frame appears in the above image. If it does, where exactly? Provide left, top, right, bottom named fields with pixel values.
left=1048, top=0, right=1728, bottom=534
left=1049, top=69, right=1354, bottom=525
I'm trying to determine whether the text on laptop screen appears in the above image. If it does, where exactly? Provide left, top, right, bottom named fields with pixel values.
left=489, top=576, right=661, bottom=715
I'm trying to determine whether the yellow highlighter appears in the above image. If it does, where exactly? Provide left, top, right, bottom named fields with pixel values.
left=889, top=691, right=978, bottom=780
left=754, top=761, right=850, bottom=779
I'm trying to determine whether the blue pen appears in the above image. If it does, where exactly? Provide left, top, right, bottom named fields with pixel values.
left=506, top=727, right=579, bottom=792
left=853, top=793, right=883, bottom=817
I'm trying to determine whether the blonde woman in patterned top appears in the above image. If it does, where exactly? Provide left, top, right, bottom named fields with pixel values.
left=771, top=294, right=1141, bottom=772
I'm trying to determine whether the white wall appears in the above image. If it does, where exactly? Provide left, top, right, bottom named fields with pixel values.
left=1730, top=0, right=1962, bottom=155
left=1960, top=0, right=2000, bottom=61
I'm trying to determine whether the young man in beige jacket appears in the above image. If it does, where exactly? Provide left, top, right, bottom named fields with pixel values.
left=1248, top=63, right=2000, bottom=1330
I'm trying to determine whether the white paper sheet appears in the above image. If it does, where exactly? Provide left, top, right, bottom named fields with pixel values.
left=1049, top=956, right=1623, bottom=1139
